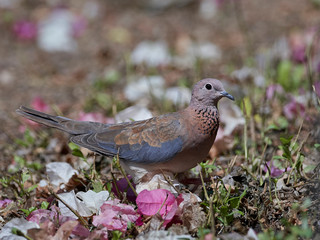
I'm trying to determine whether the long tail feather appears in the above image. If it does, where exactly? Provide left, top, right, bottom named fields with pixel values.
left=16, top=106, right=104, bottom=135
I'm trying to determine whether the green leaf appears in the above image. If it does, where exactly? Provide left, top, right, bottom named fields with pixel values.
left=14, top=155, right=26, bottom=168
left=21, top=172, right=30, bottom=184
left=27, top=162, right=43, bottom=171
left=94, top=70, right=120, bottom=89
left=27, top=184, right=38, bottom=193
left=292, top=64, right=305, bottom=89
left=0, top=177, right=9, bottom=187
left=24, top=129, right=35, bottom=146
left=21, top=206, right=37, bottom=216
left=105, top=69, right=120, bottom=85
left=197, top=228, right=211, bottom=238
left=304, top=164, right=316, bottom=173
left=106, top=182, right=112, bottom=193
left=220, top=206, right=229, bottom=217
left=41, top=201, right=50, bottom=209
left=279, top=136, right=293, bottom=145
left=111, top=230, right=122, bottom=240
left=277, top=117, right=289, bottom=129
left=72, top=149, right=85, bottom=158
left=301, top=198, right=312, bottom=209
left=68, top=142, right=80, bottom=151
left=14, top=128, right=35, bottom=147
left=277, top=60, right=292, bottom=90
left=92, top=180, right=104, bottom=193
left=228, top=188, right=247, bottom=209
left=11, top=227, right=19, bottom=235
left=273, top=155, right=285, bottom=160
left=96, top=93, right=112, bottom=110
left=69, top=142, right=85, bottom=158
left=266, top=123, right=280, bottom=131
left=241, top=96, right=252, bottom=116
left=229, top=197, right=240, bottom=209
left=15, top=138, right=29, bottom=147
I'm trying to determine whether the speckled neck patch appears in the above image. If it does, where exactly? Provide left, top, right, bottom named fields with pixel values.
left=194, top=107, right=219, bottom=135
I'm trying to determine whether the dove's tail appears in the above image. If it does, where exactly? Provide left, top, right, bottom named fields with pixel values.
left=16, top=106, right=103, bottom=135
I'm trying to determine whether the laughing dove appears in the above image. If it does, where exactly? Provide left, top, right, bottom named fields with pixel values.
left=16, top=78, right=234, bottom=181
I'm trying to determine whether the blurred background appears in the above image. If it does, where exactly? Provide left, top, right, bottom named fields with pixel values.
left=0, top=0, right=319, bottom=165
left=1, top=1, right=320, bottom=236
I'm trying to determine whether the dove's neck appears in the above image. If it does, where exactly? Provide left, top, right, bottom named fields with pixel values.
left=192, top=105, right=219, bottom=121
left=189, top=103, right=218, bottom=114
left=187, top=105, right=220, bottom=136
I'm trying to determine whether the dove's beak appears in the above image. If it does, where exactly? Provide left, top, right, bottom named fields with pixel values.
left=220, top=91, right=235, bottom=101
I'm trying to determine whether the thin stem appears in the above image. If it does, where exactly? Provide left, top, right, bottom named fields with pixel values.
left=242, top=99, right=249, bottom=162
left=160, top=170, right=181, bottom=194
left=286, top=132, right=310, bottom=184
left=116, top=154, right=138, bottom=197
left=198, top=164, right=210, bottom=202
left=259, top=143, right=268, bottom=185
left=111, top=171, right=123, bottom=200
left=156, top=194, right=169, bottom=230
left=209, top=195, right=216, bottom=237
left=12, top=228, right=33, bottom=240
left=51, top=190, right=89, bottom=229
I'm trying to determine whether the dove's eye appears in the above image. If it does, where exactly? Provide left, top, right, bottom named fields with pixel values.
left=205, top=83, right=212, bottom=90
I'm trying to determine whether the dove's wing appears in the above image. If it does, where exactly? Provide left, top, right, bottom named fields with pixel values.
left=70, top=114, right=185, bottom=164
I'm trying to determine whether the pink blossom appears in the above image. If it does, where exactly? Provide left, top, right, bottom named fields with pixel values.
left=88, top=228, right=109, bottom=240
left=283, top=98, right=305, bottom=120
left=264, top=161, right=291, bottom=177
left=205, top=233, right=214, bottom=240
left=27, top=206, right=90, bottom=238
left=27, top=206, right=76, bottom=225
left=21, top=97, right=50, bottom=128
left=27, top=209, right=58, bottom=224
left=314, top=81, right=320, bottom=98
left=266, top=84, right=284, bottom=100
left=77, top=111, right=114, bottom=124
left=292, top=45, right=306, bottom=63
left=13, top=21, right=37, bottom=40
left=93, top=199, right=138, bottom=232
left=289, top=29, right=316, bottom=63
left=72, top=16, right=87, bottom=37
left=31, top=97, right=50, bottom=112
left=136, top=189, right=178, bottom=226
left=112, top=177, right=136, bottom=202
left=0, top=199, right=13, bottom=208
left=316, top=62, right=320, bottom=73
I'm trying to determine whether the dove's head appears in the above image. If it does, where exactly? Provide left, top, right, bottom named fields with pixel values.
left=190, top=78, right=234, bottom=107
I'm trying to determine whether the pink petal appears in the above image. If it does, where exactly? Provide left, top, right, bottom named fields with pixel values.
left=112, top=177, right=136, bottom=202
left=136, top=189, right=178, bottom=222
left=13, top=20, right=37, bottom=40
left=263, top=161, right=291, bottom=177
left=0, top=199, right=13, bottom=208
left=88, top=228, right=109, bottom=240
left=283, top=98, right=305, bottom=120
left=135, top=215, right=144, bottom=226
left=31, top=97, right=50, bottom=112
left=316, top=62, right=320, bottom=73
left=77, top=111, right=114, bottom=124
left=314, top=81, right=320, bottom=98
left=27, top=209, right=56, bottom=224
left=266, top=84, right=284, bottom=100
left=72, top=16, right=87, bottom=37
left=20, top=97, right=50, bottom=128
left=93, top=199, right=138, bottom=232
